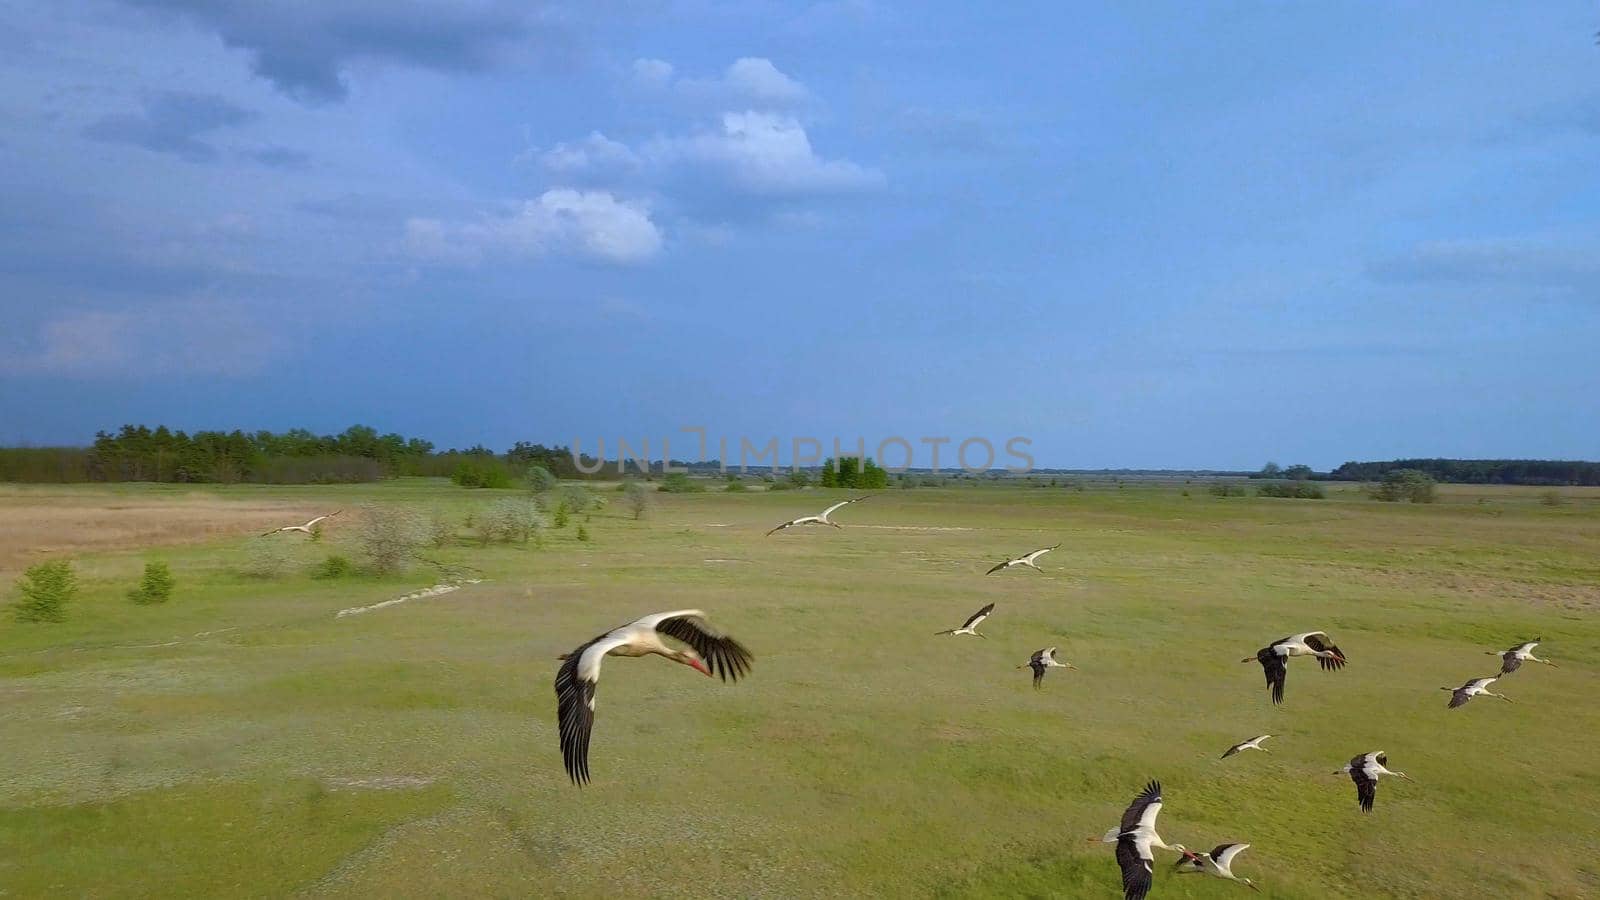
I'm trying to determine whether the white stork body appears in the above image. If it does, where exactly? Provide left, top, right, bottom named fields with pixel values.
left=1174, top=843, right=1259, bottom=892
left=1018, top=646, right=1074, bottom=688
left=935, top=603, right=994, bottom=638
left=1490, top=639, right=1556, bottom=675
left=262, top=510, right=341, bottom=536
left=1221, top=734, right=1272, bottom=759
left=985, top=543, right=1059, bottom=575
left=1090, top=780, right=1188, bottom=900
left=1443, top=676, right=1512, bottom=708
left=1242, top=631, right=1346, bottom=704
left=1337, top=751, right=1413, bottom=812
left=554, top=609, right=752, bottom=785
left=766, top=497, right=868, bottom=535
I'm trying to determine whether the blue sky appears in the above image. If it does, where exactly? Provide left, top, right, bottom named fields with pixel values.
left=1, top=2, right=1597, bottom=469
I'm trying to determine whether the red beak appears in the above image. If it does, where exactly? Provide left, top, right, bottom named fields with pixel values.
left=689, top=659, right=712, bottom=677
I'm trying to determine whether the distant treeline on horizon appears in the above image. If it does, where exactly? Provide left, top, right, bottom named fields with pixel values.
left=0, top=425, right=1597, bottom=486
left=1325, top=458, right=1600, bottom=486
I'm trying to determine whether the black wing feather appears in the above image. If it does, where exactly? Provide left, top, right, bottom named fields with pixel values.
left=1304, top=633, right=1347, bottom=671
left=985, top=561, right=1008, bottom=575
left=1030, top=659, right=1046, bottom=689
left=1119, top=780, right=1161, bottom=833
left=1499, top=652, right=1521, bottom=675
left=554, top=639, right=601, bottom=785
left=963, top=603, right=995, bottom=627
left=1115, top=836, right=1153, bottom=900
left=655, top=616, right=753, bottom=682
left=1256, top=648, right=1286, bottom=704
left=1352, top=769, right=1376, bottom=812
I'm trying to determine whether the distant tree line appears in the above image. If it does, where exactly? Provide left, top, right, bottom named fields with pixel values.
left=1328, top=459, right=1600, bottom=486
left=0, top=425, right=619, bottom=485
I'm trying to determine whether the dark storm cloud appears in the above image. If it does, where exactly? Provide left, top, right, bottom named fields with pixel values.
left=115, top=0, right=546, bottom=103
left=82, top=91, right=255, bottom=162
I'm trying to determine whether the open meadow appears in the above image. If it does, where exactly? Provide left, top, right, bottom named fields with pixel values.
left=1, top=479, right=1597, bottom=898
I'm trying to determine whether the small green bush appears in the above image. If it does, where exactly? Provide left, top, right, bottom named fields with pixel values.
left=525, top=465, right=557, bottom=493
left=127, top=561, right=175, bottom=605
left=658, top=473, right=705, bottom=493
left=312, top=555, right=354, bottom=579
left=725, top=476, right=748, bottom=492
left=1208, top=482, right=1246, bottom=498
left=1256, top=480, right=1326, bottom=499
left=552, top=505, right=569, bottom=528
left=768, top=480, right=794, bottom=491
left=577, top=524, right=591, bottom=542
left=1372, top=469, right=1437, bottom=503
left=13, top=560, right=76, bottom=622
left=452, top=459, right=515, bottom=489
left=1540, top=490, right=1565, bottom=507
left=623, top=480, right=650, bottom=518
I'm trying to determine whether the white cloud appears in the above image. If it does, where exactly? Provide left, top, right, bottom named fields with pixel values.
left=631, top=58, right=675, bottom=87
left=406, top=189, right=662, bottom=265
left=1, top=299, right=280, bottom=377
left=646, top=111, right=883, bottom=194
left=538, top=131, right=639, bottom=174
left=715, top=58, right=810, bottom=105
left=634, top=56, right=811, bottom=107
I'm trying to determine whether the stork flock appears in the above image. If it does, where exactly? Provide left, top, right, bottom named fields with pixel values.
left=546, top=495, right=1563, bottom=899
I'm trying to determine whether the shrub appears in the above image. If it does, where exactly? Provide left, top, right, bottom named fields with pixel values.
left=659, top=473, right=705, bottom=493
left=577, top=524, right=591, bottom=542
left=1372, top=469, right=1437, bottom=503
left=555, top=484, right=595, bottom=513
left=13, top=560, right=76, bottom=622
left=525, top=465, right=557, bottom=493
left=623, top=480, right=650, bottom=518
left=357, top=505, right=427, bottom=574
left=312, top=555, right=354, bottom=579
left=768, top=480, right=793, bottom=491
left=552, top=505, right=569, bottom=528
left=476, top=498, right=543, bottom=545
left=427, top=508, right=455, bottom=547
left=452, top=459, right=515, bottom=489
left=242, top=537, right=291, bottom=579
left=725, top=476, right=748, bottom=492
left=1208, top=482, right=1246, bottom=498
left=1256, top=480, right=1326, bottom=499
left=819, top=456, right=888, bottom=489
left=127, top=561, right=175, bottom=605
left=1540, top=490, right=1566, bottom=507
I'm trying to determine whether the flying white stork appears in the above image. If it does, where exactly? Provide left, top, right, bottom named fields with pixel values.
left=1220, top=734, right=1272, bottom=759
left=1242, top=631, right=1346, bottom=704
left=1018, top=647, right=1074, bottom=688
left=261, top=510, right=341, bottom=536
left=1086, top=780, right=1190, bottom=900
left=1442, top=676, right=1513, bottom=708
left=985, top=543, right=1060, bottom=575
left=554, top=609, right=752, bottom=785
left=1336, top=751, right=1413, bottom=812
left=1174, top=843, right=1260, bottom=892
left=1489, top=638, right=1557, bottom=675
left=766, top=497, right=869, bottom=535
left=934, top=603, right=994, bottom=638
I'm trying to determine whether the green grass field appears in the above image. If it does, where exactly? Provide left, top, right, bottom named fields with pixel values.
left=2, top=480, right=1597, bottom=898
